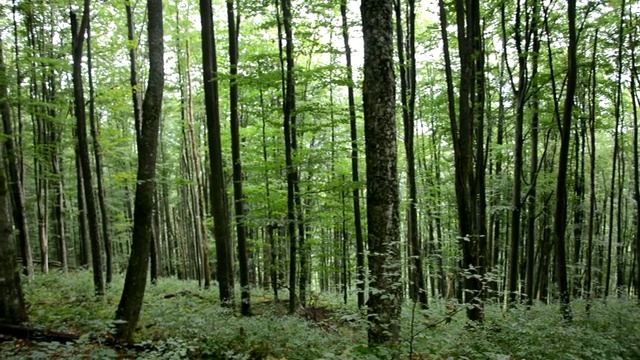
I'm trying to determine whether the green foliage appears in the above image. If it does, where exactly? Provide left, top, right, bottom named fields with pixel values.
left=3, top=273, right=640, bottom=359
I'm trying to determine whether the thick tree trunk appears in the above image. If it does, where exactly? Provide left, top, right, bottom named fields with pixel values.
left=114, top=0, right=164, bottom=343
left=361, top=0, right=402, bottom=350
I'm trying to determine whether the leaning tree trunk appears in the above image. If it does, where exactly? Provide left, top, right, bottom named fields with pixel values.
left=70, top=2, right=105, bottom=297
left=361, top=0, right=402, bottom=350
left=114, top=0, right=164, bottom=343
left=0, top=38, right=28, bottom=325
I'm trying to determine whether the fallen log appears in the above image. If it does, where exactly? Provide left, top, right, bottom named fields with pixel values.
left=0, top=324, right=80, bottom=343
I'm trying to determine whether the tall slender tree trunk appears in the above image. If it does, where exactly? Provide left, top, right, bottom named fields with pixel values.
left=87, top=19, right=113, bottom=284
left=227, top=0, right=251, bottom=315
left=552, top=0, right=578, bottom=321
left=0, top=38, right=28, bottom=324
left=605, top=0, right=626, bottom=297
left=585, top=29, right=598, bottom=312
left=70, top=3, right=104, bottom=297
left=185, top=41, right=211, bottom=289
left=339, top=1, right=366, bottom=309
left=199, top=0, right=234, bottom=305
left=276, top=0, right=298, bottom=313
left=395, top=0, right=427, bottom=309
left=525, top=15, right=541, bottom=307
left=630, top=33, right=639, bottom=304
left=5, top=13, right=33, bottom=278
left=115, top=0, right=164, bottom=342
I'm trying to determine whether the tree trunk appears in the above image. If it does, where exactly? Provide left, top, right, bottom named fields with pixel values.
left=227, top=0, right=251, bottom=315
left=4, top=17, right=33, bottom=278
left=114, top=0, right=164, bottom=342
left=0, top=39, right=28, bottom=325
left=70, top=5, right=104, bottom=297
left=199, top=0, right=234, bottom=305
left=339, top=1, right=366, bottom=309
left=552, top=0, right=578, bottom=321
left=362, top=0, right=402, bottom=350
left=86, top=19, right=113, bottom=284
left=630, top=38, right=640, bottom=304
left=276, top=0, right=298, bottom=313
left=585, top=29, right=598, bottom=312
left=395, top=0, right=427, bottom=309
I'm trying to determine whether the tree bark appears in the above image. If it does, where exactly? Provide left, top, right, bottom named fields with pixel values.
left=0, top=38, right=28, bottom=325
left=70, top=3, right=104, bottom=297
left=227, top=0, right=251, bottom=315
left=199, top=0, right=234, bottom=305
left=4, top=16, right=33, bottom=278
left=362, top=0, right=402, bottom=350
left=87, top=19, right=113, bottom=284
left=114, top=0, right=164, bottom=342
left=395, top=0, right=427, bottom=309
left=552, top=0, right=578, bottom=321
left=339, top=0, right=366, bottom=309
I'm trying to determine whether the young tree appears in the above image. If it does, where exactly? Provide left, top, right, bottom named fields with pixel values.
left=0, top=38, right=28, bottom=325
left=361, top=0, right=402, bottom=349
left=115, top=0, right=165, bottom=342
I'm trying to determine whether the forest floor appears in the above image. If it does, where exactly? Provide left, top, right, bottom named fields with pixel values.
left=1, top=272, right=639, bottom=359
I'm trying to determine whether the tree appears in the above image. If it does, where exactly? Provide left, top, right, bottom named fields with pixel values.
left=553, top=0, right=578, bottom=321
left=227, top=0, right=251, bottom=315
left=200, top=0, right=234, bottom=305
left=70, top=0, right=104, bottom=297
left=395, top=0, right=427, bottom=309
left=339, top=0, right=366, bottom=309
left=0, top=37, right=28, bottom=325
left=361, top=0, right=402, bottom=349
left=439, top=0, right=486, bottom=322
left=277, top=0, right=299, bottom=313
left=115, top=0, right=165, bottom=342
left=5, top=8, right=33, bottom=278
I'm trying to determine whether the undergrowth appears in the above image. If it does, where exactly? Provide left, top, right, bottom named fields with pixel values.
left=1, top=271, right=638, bottom=359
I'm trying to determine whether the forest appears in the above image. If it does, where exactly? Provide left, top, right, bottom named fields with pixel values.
left=0, top=0, right=639, bottom=358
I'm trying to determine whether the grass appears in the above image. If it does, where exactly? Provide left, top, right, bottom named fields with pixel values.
left=1, top=271, right=639, bottom=359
